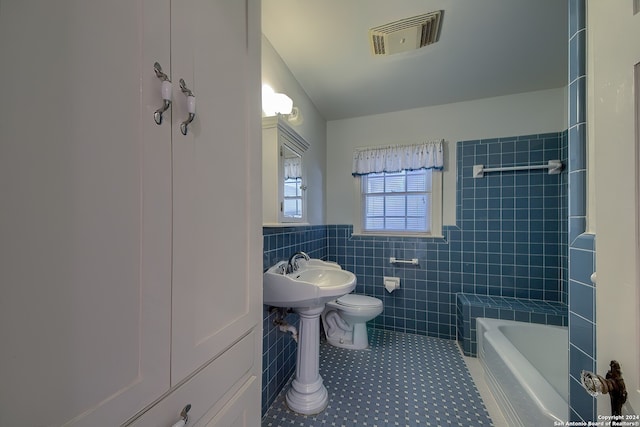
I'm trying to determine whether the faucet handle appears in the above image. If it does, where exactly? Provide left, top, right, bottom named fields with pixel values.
left=277, top=263, right=287, bottom=275
left=285, top=261, right=297, bottom=274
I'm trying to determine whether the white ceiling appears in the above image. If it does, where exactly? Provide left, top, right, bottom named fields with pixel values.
left=262, top=0, right=568, bottom=121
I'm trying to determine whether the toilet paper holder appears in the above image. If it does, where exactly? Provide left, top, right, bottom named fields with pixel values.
left=384, top=276, right=400, bottom=293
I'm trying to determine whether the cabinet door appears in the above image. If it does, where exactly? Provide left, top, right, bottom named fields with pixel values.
left=204, top=377, right=261, bottom=427
left=170, top=0, right=262, bottom=383
left=0, top=1, right=172, bottom=425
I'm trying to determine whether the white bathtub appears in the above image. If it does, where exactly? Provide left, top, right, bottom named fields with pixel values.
left=476, top=318, right=568, bottom=426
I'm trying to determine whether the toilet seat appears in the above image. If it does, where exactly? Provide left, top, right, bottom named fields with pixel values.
left=336, top=294, right=381, bottom=308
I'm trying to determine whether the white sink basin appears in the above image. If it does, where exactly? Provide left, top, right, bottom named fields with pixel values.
left=296, top=258, right=341, bottom=270
left=263, top=260, right=356, bottom=308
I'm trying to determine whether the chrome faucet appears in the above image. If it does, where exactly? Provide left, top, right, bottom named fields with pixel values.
left=286, top=251, right=310, bottom=274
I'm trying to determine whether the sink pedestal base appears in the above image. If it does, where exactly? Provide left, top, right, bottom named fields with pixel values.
left=285, top=306, right=328, bottom=415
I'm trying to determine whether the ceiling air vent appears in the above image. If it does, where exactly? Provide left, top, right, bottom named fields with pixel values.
left=369, top=11, right=443, bottom=56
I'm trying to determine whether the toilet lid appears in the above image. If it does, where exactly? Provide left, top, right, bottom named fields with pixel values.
left=336, top=294, right=381, bottom=308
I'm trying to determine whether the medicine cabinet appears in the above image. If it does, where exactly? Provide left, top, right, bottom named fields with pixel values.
left=262, top=116, right=309, bottom=225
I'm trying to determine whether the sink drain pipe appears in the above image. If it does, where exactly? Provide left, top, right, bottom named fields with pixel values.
left=272, top=307, right=298, bottom=342
left=277, top=321, right=298, bottom=342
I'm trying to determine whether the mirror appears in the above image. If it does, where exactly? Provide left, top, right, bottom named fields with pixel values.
left=282, top=144, right=304, bottom=220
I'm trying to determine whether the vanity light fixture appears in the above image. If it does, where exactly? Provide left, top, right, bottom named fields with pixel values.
left=287, top=106, right=303, bottom=125
left=262, top=84, right=293, bottom=116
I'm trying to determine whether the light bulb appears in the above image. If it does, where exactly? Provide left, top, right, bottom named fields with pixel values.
left=261, top=84, right=293, bottom=116
left=273, top=93, right=293, bottom=115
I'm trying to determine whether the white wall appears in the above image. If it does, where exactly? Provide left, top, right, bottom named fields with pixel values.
left=261, top=36, right=327, bottom=225
left=326, top=88, right=568, bottom=225
left=588, top=0, right=640, bottom=415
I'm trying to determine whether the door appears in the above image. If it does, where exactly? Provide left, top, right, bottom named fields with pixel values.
left=170, top=0, right=262, bottom=384
left=0, top=1, right=172, bottom=426
left=590, top=0, right=640, bottom=414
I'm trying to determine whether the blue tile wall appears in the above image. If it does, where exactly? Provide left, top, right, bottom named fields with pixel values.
left=457, top=134, right=568, bottom=303
left=263, top=225, right=327, bottom=271
left=569, top=234, right=596, bottom=422
left=261, top=307, right=298, bottom=416
left=325, top=133, right=568, bottom=344
left=567, top=0, right=597, bottom=423
left=327, top=225, right=458, bottom=339
left=261, top=225, right=327, bottom=415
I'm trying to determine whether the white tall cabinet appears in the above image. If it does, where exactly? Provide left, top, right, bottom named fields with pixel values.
left=0, top=1, right=262, bottom=426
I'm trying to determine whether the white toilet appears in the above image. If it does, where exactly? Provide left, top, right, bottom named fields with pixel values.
left=321, top=294, right=383, bottom=350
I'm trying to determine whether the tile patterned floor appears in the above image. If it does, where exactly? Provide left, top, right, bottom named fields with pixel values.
left=262, top=329, right=494, bottom=426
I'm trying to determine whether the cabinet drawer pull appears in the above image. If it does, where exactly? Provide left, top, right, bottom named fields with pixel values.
left=170, top=403, right=191, bottom=427
left=153, top=62, right=172, bottom=125
left=179, top=79, right=196, bottom=135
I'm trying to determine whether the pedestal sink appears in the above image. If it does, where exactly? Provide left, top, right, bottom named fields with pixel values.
left=264, top=259, right=356, bottom=414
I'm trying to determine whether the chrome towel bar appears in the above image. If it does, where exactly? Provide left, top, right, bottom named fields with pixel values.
left=472, top=159, right=563, bottom=178
left=389, top=257, right=419, bottom=265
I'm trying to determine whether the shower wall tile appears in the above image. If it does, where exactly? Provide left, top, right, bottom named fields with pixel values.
left=568, top=126, right=586, bottom=171
left=567, top=0, right=595, bottom=422
left=568, top=235, right=596, bottom=423
left=456, top=133, right=568, bottom=303
left=569, top=29, right=586, bottom=82
left=569, top=216, right=587, bottom=243
left=569, top=170, right=586, bottom=217
left=569, top=77, right=586, bottom=126
left=570, top=310, right=595, bottom=357
left=569, top=280, right=595, bottom=321
left=569, top=0, right=586, bottom=35
left=571, top=376, right=596, bottom=422
left=569, top=344, right=595, bottom=387
left=570, top=245, right=595, bottom=286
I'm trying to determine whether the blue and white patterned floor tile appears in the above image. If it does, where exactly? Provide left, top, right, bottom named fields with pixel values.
left=262, top=329, right=494, bottom=426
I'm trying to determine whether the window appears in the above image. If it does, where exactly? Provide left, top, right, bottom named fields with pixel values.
left=355, top=169, right=442, bottom=237
left=351, top=141, right=444, bottom=236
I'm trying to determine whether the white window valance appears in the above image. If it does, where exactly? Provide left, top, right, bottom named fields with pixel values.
left=284, top=156, right=302, bottom=179
left=352, top=140, right=444, bottom=176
